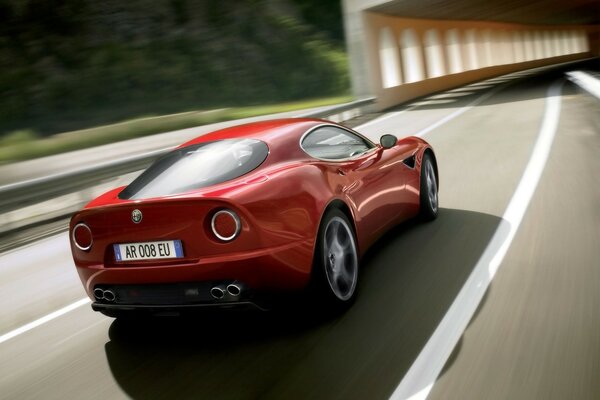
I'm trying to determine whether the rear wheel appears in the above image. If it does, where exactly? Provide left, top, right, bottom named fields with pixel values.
left=311, top=208, right=359, bottom=309
left=419, top=153, right=438, bottom=221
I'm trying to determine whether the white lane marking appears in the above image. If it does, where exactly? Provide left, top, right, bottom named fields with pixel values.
left=357, top=105, right=419, bottom=129
left=0, top=298, right=90, bottom=345
left=389, top=79, right=565, bottom=400
left=412, top=83, right=506, bottom=137
left=357, top=82, right=497, bottom=131
left=358, top=79, right=510, bottom=133
left=566, top=71, right=600, bottom=100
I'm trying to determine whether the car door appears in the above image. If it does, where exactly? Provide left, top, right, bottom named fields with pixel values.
left=301, top=125, right=417, bottom=247
left=339, top=140, right=418, bottom=246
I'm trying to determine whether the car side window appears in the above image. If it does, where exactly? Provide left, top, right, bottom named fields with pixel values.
left=301, top=126, right=374, bottom=160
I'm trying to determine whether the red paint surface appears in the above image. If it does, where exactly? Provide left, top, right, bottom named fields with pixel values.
left=69, top=118, right=435, bottom=298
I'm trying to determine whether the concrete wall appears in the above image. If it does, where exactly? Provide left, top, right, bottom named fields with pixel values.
left=342, top=3, right=598, bottom=110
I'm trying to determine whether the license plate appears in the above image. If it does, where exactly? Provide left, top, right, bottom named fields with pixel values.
left=113, top=240, right=184, bottom=262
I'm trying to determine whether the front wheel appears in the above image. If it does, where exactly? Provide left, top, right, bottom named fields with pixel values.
left=311, top=208, right=359, bottom=309
left=419, top=153, right=438, bottom=221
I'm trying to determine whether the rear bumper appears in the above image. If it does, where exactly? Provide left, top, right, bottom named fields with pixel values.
left=76, top=239, right=314, bottom=299
left=91, top=280, right=270, bottom=312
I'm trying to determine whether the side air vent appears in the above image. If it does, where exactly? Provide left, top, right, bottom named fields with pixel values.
left=402, top=155, right=416, bottom=169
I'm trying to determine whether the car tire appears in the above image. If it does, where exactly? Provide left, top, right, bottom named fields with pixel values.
left=310, top=208, right=359, bottom=310
left=419, top=153, right=438, bottom=221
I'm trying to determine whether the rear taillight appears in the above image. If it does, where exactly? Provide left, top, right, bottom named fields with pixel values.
left=72, top=223, right=93, bottom=251
left=210, top=210, right=241, bottom=241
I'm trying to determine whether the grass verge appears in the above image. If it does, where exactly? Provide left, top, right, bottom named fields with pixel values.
left=0, top=95, right=352, bottom=164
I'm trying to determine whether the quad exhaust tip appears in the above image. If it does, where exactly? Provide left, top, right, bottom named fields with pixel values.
left=227, top=282, right=243, bottom=296
left=104, top=290, right=116, bottom=302
left=210, top=285, right=226, bottom=299
left=211, top=281, right=245, bottom=299
left=93, top=288, right=104, bottom=300
left=93, top=288, right=116, bottom=302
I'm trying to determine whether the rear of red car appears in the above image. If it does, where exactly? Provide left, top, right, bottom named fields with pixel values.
left=69, top=136, right=317, bottom=315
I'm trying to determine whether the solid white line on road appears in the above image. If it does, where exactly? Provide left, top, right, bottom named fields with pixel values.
left=356, top=105, right=418, bottom=130
left=0, top=298, right=90, bottom=345
left=357, top=66, right=536, bottom=132
left=412, top=83, right=506, bottom=137
left=357, top=82, right=499, bottom=131
left=389, top=79, right=565, bottom=400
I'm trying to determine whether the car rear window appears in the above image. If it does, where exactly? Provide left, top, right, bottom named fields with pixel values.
left=118, top=139, right=269, bottom=200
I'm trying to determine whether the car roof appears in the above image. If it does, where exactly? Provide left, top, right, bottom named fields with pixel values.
left=179, top=118, right=329, bottom=149
left=177, top=118, right=374, bottom=164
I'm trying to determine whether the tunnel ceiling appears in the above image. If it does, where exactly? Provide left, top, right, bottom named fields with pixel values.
left=367, top=0, right=600, bottom=25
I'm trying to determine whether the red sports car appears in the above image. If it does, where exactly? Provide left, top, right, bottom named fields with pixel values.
left=69, top=118, right=438, bottom=316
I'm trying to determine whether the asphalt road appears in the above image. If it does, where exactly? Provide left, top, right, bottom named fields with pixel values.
left=1, top=60, right=599, bottom=400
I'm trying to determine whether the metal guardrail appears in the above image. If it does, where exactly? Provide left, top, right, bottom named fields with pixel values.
left=295, top=96, right=375, bottom=119
left=0, top=97, right=375, bottom=215
left=0, top=148, right=170, bottom=213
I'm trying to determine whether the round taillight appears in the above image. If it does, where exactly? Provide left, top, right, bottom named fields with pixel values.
left=72, top=223, right=93, bottom=251
left=211, top=210, right=241, bottom=241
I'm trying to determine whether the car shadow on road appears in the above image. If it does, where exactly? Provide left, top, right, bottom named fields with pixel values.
left=104, top=207, right=502, bottom=400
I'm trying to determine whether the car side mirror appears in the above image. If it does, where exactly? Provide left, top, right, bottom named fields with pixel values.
left=380, top=134, right=398, bottom=149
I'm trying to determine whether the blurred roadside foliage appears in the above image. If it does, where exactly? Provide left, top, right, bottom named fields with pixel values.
left=0, top=95, right=351, bottom=162
left=0, top=0, right=349, bottom=139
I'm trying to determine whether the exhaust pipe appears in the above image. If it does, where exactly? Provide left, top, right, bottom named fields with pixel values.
left=210, top=285, right=226, bottom=299
left=103, top=290, right=116, bottom=302
left=93, top=288, right=105, bottom=300
left=226, top=281, right=244, bottom=297
left=93, top=288, right=116, bottom=302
